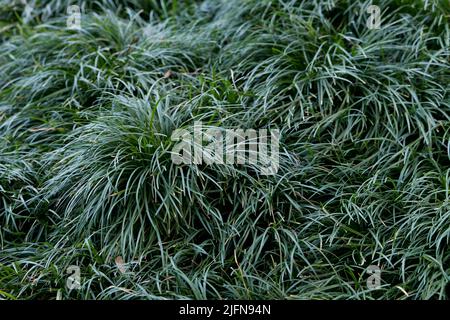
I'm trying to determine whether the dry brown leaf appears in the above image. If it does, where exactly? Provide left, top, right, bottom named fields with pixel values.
left=115, top=256, right=127, bottom=274
left=163, top=70, right=173, bottom=78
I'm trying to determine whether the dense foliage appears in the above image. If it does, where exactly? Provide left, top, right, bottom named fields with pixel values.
left=0, top=0, right=449, bottom=299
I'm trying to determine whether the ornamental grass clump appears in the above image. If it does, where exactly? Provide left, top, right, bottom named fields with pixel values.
left=0, top=0, right=449, bottom=300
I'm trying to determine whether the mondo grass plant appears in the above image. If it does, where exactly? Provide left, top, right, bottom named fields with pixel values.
left=0, top=0, right=449, bottom=300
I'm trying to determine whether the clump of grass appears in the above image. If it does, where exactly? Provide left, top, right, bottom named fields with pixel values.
left=0, top=0, right=449, bottom=300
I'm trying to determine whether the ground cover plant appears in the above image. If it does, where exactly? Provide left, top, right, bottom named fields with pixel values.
left=0, top=0, right=449, bottom=300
